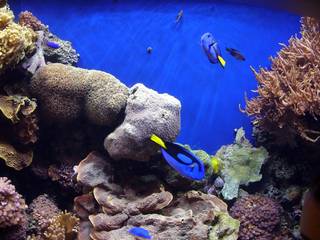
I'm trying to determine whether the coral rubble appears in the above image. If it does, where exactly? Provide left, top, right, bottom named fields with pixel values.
left=245, top=17, right=320, bottom=143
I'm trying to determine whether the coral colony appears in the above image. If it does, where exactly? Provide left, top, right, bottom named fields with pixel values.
left=0, top=2, right=319, bottom=240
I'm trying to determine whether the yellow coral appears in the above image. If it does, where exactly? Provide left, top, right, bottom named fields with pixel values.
left=0, top=6, right=36, bottom=73
left=44, top=211, right=79, bottom=240
left=0, top=142, right=33, bottom=170
left=0, top=5, right=13, bottom=29
left=0, top=95, right=37, bottom=123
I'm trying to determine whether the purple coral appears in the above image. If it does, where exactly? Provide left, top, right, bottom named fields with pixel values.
left=0, top=177, right=27, bottom=228
left=230, top=194, right=282, bottom=240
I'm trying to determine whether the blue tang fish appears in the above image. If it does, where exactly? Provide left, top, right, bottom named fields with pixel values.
left=128, top=227, right=152, bottom=239
left=201, top=32, right=226, bottom=68
left=46, top=40, right=60, bottom=49
left=150, top=134, right=205, bottom=180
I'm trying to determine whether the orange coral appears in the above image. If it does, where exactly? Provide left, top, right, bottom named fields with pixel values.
left=245, top=17, right=320, bottom=143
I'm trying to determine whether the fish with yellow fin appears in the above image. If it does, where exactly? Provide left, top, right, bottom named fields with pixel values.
left=210, top=156, right=221, bottom=174
left=150, top=134, right=205, bottom=180
left=201, top=32, right=226, bottom=68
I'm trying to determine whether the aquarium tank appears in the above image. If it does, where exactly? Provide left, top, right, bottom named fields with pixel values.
left=0, top=0, right=320, bottom=239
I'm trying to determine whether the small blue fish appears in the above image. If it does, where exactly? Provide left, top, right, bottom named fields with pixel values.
left=150, top=134, right=205, bottom=180
left=46, top=40, right=60, bottom=49
left=128, top=227, right=152, bottom=239
left=201, top=32, right=226, bottom=68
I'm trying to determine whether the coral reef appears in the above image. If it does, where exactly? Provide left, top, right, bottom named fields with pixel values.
left=215, top=128, right=268, bottom=200
left=244, top=17, right=320, bottom=143
left=43, top=33, right=79, bottom=66
left=105, top=83, right=181, bottom=161
left=18, top=11, right=46, bottom=31
left=230, top=194, right=282, bottom=240
left=0, top=6, right=37, bottom=73
left=31, top=63, right=129, bottom=125
left=0, top=177, right=27, bottom=228
left=73, top=152, right=238, bottom=240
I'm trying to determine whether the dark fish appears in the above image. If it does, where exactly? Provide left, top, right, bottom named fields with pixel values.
left=46, top=41, right=60, bottom=49
left=200, top=32, right=226, bottom=68
left=176, top=10, right=183, bottom=23
left=150, top=134, right=205, bottom=180
left=128, top=227, right=152, bottom=239
left=226, top=47, right=245, bottom=61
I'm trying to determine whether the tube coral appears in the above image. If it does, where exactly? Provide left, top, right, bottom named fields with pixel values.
left=244, top=17, right=320, bottom=143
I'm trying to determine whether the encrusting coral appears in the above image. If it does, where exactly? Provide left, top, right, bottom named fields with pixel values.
left=0, top=177, right=27, bottom=228
left=230, top=194, right=282, bottom=240
left=244, top=17, right=320, bottom=143
left=0, top=6, right=37, bottom=73
left=0, top=95, right=38, bottom=170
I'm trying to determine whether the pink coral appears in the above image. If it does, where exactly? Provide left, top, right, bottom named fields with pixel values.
left=0, top=177, right=27, bottom=228
left=18, top=11, right=45, bottom=31
left=230, top=194, right=282, bottom=240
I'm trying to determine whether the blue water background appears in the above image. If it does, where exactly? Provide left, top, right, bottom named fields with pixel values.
left=12, top=0, right=300, bottom=153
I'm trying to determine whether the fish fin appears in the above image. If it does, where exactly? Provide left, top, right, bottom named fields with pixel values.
left=217, top=55, right=226, bottom=68
left=150, top=134, right=167, bottom=149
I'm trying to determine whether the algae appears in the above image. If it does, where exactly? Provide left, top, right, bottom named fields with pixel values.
left=209, top=212, right=240, bottom=240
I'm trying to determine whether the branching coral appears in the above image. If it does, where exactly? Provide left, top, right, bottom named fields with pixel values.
left=0, top=6, right=37, bottom=73
left=44, top=211, right=79, bottom=240
left=0, top=177, right=27, bottom=228
left=244, top=17, right=320, bottom=143
left=18, top=11, right=46, bottom=31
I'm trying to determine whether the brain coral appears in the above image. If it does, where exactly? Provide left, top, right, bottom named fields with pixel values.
left=30, top=63, right=129, bottom=125
left=0, top=6, right=37, bottom=73
left=0, top=177, right=27, bottom=228
left=230, top=194, right=282, bottom=240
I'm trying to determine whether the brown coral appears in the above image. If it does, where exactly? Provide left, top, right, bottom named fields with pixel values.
left=44, top=211, right=79, bottom=240
left=0, top=6, right=37, bottom=73
left=0, top=177, right=27, bottom=228
left=30, top=63, right=129, bottom=125
left=18, top=11, right=45, bottom=31
left=0, top=142, right=33, bottom=170
left=244, top=17, right=320, bottom=143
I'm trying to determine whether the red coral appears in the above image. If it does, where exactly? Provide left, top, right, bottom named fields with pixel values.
left=18, top=11, right=45, bottom=31
left=230, top=195, right=282, bottom=240
left=14, top=113, right=39, bottom=145
left=0, top=177, right=27, bottom=228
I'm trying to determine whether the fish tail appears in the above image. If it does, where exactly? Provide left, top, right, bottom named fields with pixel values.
left=217, top=55, right=226, bottom=68
left=150, top=134, right=167, bottom=149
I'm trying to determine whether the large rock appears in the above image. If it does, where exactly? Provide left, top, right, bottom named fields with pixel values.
left=30, top=63, right=129, bottom=126
left=104, top=83, right=181, bottom=161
